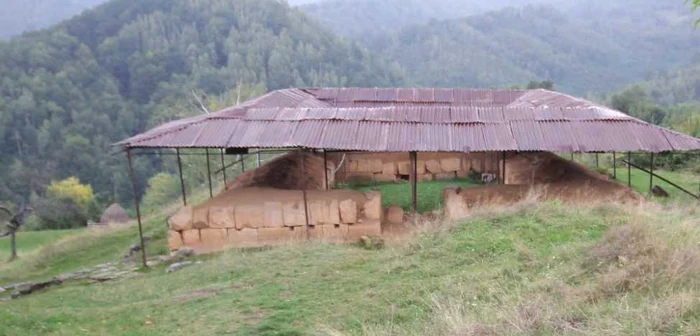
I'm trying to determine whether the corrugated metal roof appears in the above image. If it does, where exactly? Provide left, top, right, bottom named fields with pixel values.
left=117, top=88, right=700, bottom=153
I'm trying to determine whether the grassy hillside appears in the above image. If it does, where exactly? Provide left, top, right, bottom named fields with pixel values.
left=1, top=200, right=699, bottom=335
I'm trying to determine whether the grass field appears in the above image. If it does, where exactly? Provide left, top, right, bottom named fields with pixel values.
left=353, top=178, right=481, bottom=213
left=0, top=230, right=77, bottom=262
left=613, top=168, right=700, bottom=200
left=1, top=201, right=699, bottom=335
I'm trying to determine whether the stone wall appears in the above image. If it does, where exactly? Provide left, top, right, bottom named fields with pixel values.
left=332, top=152, right=502, bottom=184
left=167, top=187, right=383, bottom=253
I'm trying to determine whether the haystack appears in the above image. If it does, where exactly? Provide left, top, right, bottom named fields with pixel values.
left=100, top=203, right=131, bottom=224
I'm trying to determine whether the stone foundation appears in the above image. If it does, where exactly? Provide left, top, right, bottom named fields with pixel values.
left=331, top=152, right=502, bottom=184
left=167, top=187, right=384, bottom=252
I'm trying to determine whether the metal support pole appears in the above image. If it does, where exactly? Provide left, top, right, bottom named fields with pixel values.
left=502, top=152, right=507, bottom=185
left=206, top=149, right=213, bottom=198
left=239, top=154, right=245, bottom=172
left=323, top=150, right=329, bottom=190
left=220, top=149, right=227, bottom=185
left=257, top=151, right=262, bottom=168
left=410, top=151, right=418, bottom=214
left=300, top=149, right=310, bottom=239
left=126, top=150, right=148, bottom=268
left=613, top=152, right=617, bottom=180
left=649, top=153, right=655, bottom=194
left=595, top=153, right=599, bottom=168
left=570, top=153, right=574, bottom=161
left=628, top=152, right=632, bottom=187
left=176, top=149, right=187, bottom=206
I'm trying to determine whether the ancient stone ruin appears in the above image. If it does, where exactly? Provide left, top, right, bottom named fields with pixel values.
left=167, top=187, right=383, bottom=253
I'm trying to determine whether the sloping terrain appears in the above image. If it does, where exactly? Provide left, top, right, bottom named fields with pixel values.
left=1, top=201, right=699, bottom=335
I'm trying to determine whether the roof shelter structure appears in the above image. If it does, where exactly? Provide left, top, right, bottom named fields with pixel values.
left=117, top=87, right=700, bottom=266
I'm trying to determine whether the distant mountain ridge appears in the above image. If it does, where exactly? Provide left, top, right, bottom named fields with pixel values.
left=0, top=0, right=108, bottom=39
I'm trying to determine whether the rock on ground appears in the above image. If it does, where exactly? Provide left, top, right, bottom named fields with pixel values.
left=167, top=261, right=194, bottom=274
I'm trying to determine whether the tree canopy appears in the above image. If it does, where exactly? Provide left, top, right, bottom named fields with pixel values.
left=0, top=0, right=403, bottom=208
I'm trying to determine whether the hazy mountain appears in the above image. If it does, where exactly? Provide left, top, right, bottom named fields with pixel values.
left=0, top=0, right=108, bottom=39
left=365, top=2, right=700, bottom=94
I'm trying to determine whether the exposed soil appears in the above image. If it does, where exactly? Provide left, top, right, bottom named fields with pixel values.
left=226, top=151, right=330, bottom=191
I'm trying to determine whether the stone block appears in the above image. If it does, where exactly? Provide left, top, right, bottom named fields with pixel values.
left=374, top=173, right=396, bottom=182
left=283, top=201, right=306, bottom=227
left=200, top=229, right=228, bottom=245
left=308, top=225, right=323, bottom=240
left=397, top=161, right=411, bottom=175
left=288, top=226, right=308, bottom=242
left=308, top=200, right=328, bottom=225
left=348, top=220, right=382, bottom=241
left=228, top=228, right=258, bottom=245
left=209, top=207, right=235, bottom=229
left=181, top=229, right=200, bottom=245
left=425, top=160, right=442, bottom=174
left=346, top=172, right=374, bottom=184
left=258, top=227, right=294, bottom=245
left=418, top=173, right=434, bottom=182
left=461, top=157, right=472, bottom=172
left=386, top=205, right=404, bottom=225
left=168, top=206, right=193, bottom=231
left=440, top=158, right=461, bottom=172
left=371, top=160, right=384, bottom=173
left=456, top=169, right=470, bottom=178
left=382, top=162, right=397, bottom=175
left=235, top=204, right=265, bottom=229
left=264, top=202, right=284, bottom=228
left=321, top=224, right=349, bottom=242
left=168, top=231, right=184, bottom=251
left=192, top=207, right=210, bottom=229
left=416, top=160, right=426, bottom=175
left=471, top=158, right=482, bottom=172
left=356, top=160, right=372, bottom=173
left=328, top=199, right=341, bottom=225
left=339, top=199, right=358, bottom=224
left=435, top=172, right=457, bottom=180
left=348, top=159, right=359, bottom=172
left=363, top=192, right=383, bottom=221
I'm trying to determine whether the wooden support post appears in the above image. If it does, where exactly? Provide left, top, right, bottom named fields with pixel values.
left=176, top=149, right=187, bottom=206
left=627, top=152, right=632, bottom=187
left=649, top=153, right=655, bottom=194
left=206, top=149, right=213, bottom=198
left=410, top=151, right=418, bottom=214
left=323, top=150, right=329, bottom=190
left=220, top=149, right=227, bottom=185
left=126, top=149, right=148, bottom=268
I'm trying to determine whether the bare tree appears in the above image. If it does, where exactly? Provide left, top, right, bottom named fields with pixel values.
left=0, top=204, right=33, bottom=262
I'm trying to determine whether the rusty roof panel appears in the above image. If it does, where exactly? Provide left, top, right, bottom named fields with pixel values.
left=118, top=88, right=700, bottom=153
left=452, top=124, right=486, bottom=152
left=355, top=88, right=378, bottom=101
left=433, top=89, right=454, bottom=103
left=376, top=88, right=397, bottom=101
left=510, top=120, right=544, bottom=151
left=482, top=123, right=517, bottom=151
left=450, top=107, right=480, bottom=123
left=397, top=88, right=415, bottom=102
left=316, top=121, right=356, bottom=150
left=662, top=128, right=700, bottom=151
left=414, top=88, right=434, bottom=102
left=355, top=122, right=388, bottom=151
left=478, top=107, right=505, bottom=122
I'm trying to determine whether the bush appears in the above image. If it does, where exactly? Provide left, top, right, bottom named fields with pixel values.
left=141, top=173, right=182, bottom=212
left=30, top=198, right=89, bottom=230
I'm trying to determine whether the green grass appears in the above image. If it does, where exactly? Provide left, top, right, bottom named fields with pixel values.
left=352, top=178, right=481, bottom=213
left=0, top=230, right=77, bottom=261
left=613, top=168, right=699, bottom=200
left=2, top=201, right=698, bottom=335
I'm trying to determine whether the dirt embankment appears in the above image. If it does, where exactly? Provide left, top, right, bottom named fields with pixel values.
left=226, top=151, right=332, bottom=191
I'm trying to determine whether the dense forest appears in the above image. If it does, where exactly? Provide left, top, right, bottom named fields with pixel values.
left=362, top=3, right=700, bottom=94
left=0, top=0, right=402, bottom=217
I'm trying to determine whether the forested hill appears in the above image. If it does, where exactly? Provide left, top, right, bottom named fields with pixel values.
left=364, top=4, right=700, bottom=94
left=301, top=0, right=542, bottom=36
left=0, top=0, right=108, bottom=39
left=0, top=0, right=402, bottom=205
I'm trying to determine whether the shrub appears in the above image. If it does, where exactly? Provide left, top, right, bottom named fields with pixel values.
left=141, top=172, right=181, bottom=212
